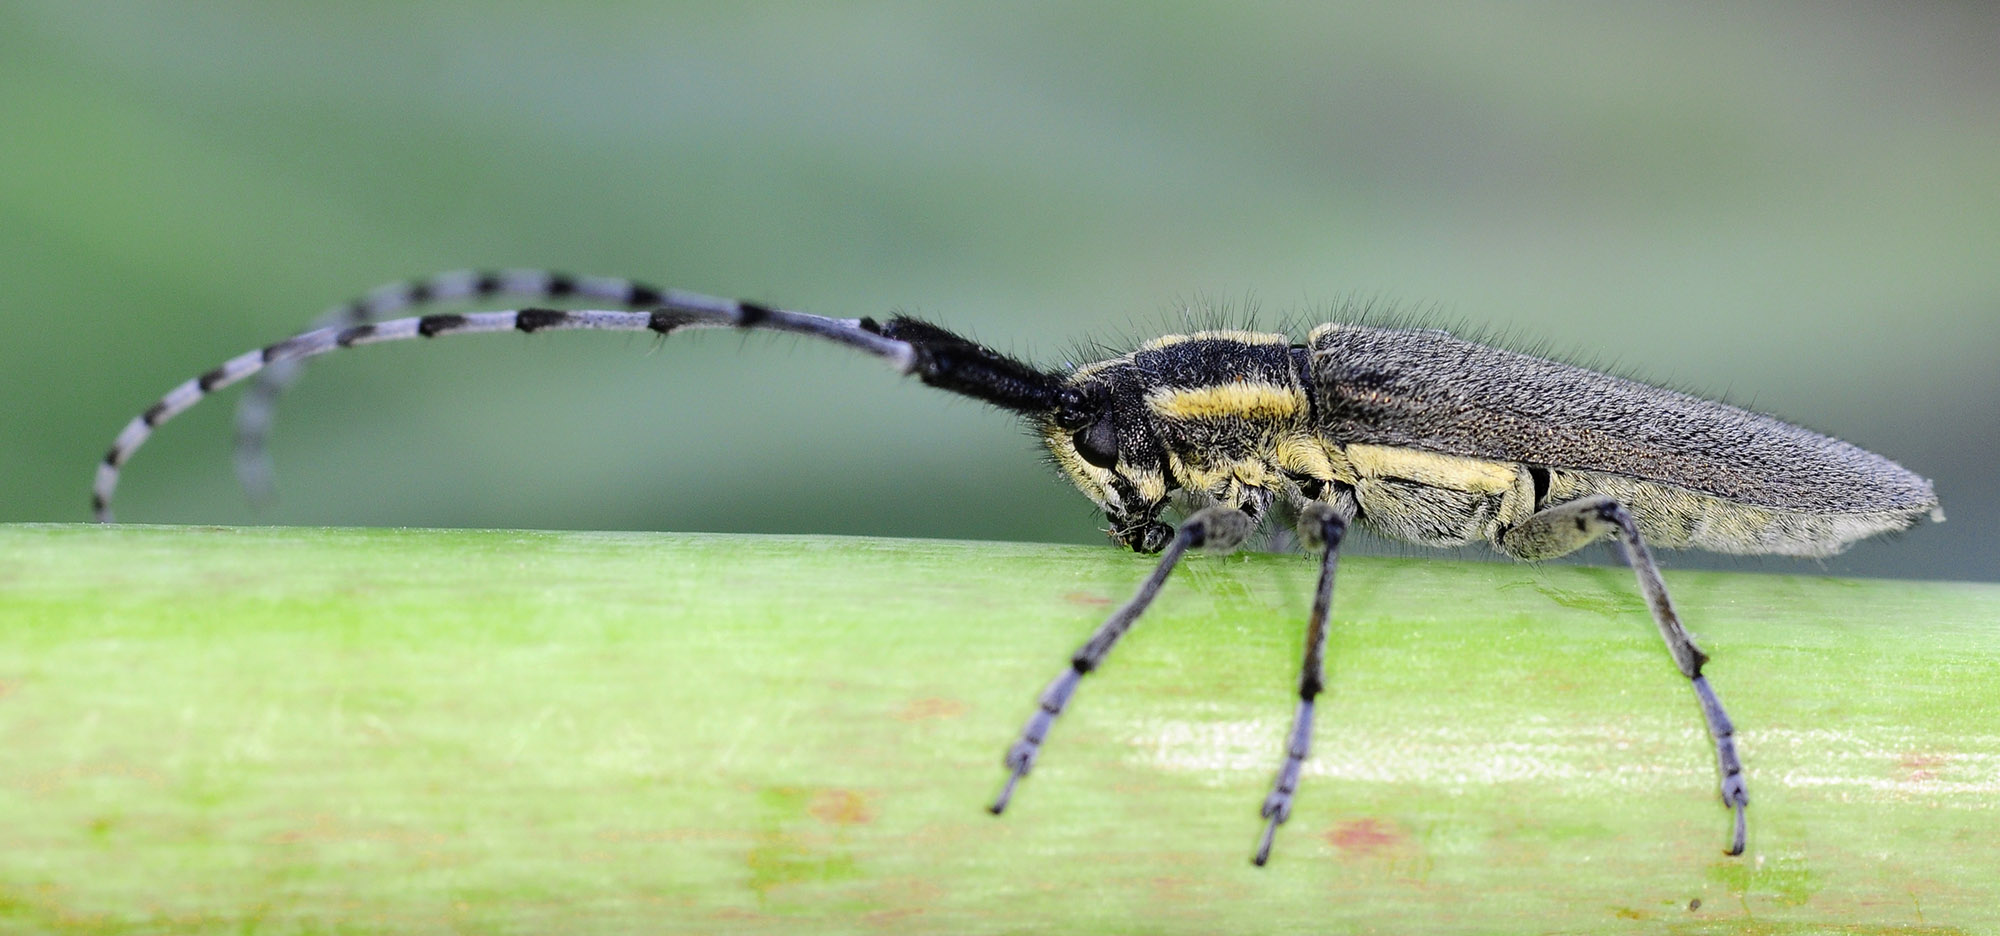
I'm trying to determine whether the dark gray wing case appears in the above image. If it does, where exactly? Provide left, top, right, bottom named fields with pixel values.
left=1307, top=324, right=1936, bottom=516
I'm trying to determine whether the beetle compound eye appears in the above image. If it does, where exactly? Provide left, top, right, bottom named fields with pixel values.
left=1072, top=417, right=1120, bottom=468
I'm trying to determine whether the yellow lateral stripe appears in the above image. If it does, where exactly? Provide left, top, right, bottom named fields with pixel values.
left=1346, top=443, right=1520, bottom=492
left=1275, top=433, right=1346, bottom=483
left=1140, top=330, right=1289, bottom=350
left=1146, top=382, right=1304, bottom=422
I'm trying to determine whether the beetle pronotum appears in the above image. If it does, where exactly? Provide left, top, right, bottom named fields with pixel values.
left=94, top=270, right=1942, bottom=864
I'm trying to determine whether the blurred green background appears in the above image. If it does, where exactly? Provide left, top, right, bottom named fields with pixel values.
left=3, top=2, right=1995, bottom=581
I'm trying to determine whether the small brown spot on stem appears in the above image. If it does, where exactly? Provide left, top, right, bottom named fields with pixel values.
left=809, top=789, right=874, bottom=825
left=894, top=697, right=968, bottom=721
left=1899, top=752, right=1948, bottom=782
left=1324, top=817, right=1406, bottom=857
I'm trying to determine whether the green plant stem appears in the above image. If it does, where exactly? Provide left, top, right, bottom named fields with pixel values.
left=2, top=523, right=1996, bottom=933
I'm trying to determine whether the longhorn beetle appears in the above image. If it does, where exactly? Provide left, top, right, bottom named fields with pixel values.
left=93, top=270, right=1943, bottom=865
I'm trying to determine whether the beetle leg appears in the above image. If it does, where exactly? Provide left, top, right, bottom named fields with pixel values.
left=990, top=506, right=1253, bottom=816
left=1254, top=501, right=1349, bottom=865
left=1498, top=495, right=1749, bottom=856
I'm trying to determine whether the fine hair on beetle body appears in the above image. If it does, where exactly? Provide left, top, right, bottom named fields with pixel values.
left=93, top=269, right=1943, bottom=866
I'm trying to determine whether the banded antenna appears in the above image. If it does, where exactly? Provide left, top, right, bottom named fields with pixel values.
left=233, top=270, right=678, bottom=503
left=93, top=277, right=1069, bottom=522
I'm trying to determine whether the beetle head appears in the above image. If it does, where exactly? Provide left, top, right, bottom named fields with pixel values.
left=1042, top=371, right=1177, bottom=552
